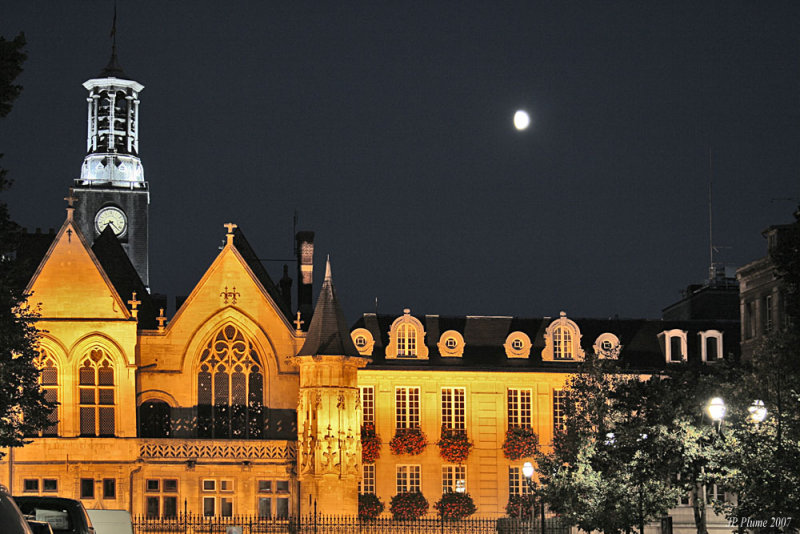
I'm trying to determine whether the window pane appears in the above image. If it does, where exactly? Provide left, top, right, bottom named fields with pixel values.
left=146, top=497, right=160, bottom=518
left=276, top=480, right=289, bottom=493
left=99, top=407, right=115, bottom=436
left=163, top=497, right=178, bottom=518
left=43, top=479, right=58, bottom=492
left=203, top=480, right=216, bottom=491
left=81, top=478, right=94, bottom=499
left=98, top=389, right=114, bottom=405
left=80, top=407, right=96, bottom=436
left=203, top=497, right=215, bottom=517
left=258, top=497, right=272, bottom=518
left=79, top=366, right=95, bottom=385
left=23, top=479, right=38, bottom=492
left=221, top=498, right=233, bottom=517
left=103, top=479, right=116, bottom=499
left=163, top=479, right=178, bottom=493
left=41, top=367, right=58, bottom=385
left=146, top=480, right=160, bottom=492
left=80, top=389, right=95, bottom=405
left=258, top=480, right=272, bottom=493
left=98, top=367, right=114, bottom=386
left=276, top=498, right=289, bottom=518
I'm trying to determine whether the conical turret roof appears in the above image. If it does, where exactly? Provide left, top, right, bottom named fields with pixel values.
left=298, top=258, right=359, bottom=357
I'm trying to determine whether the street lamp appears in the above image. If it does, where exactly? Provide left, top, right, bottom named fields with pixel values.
left=522, top=462, right=546, bottom=534
left=748, top=400, right=767, bottom=425
left=706, top=397, right=726, bottom=432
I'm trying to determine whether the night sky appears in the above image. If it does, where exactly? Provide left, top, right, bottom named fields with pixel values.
left=2, top=2, right=799, bottom=323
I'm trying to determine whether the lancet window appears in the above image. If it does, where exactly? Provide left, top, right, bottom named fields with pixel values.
left=37, top=349, right=59, bottom=436
left=197, top=325, right=264, bottom=439
left=78, top=349, right=116, bottom=437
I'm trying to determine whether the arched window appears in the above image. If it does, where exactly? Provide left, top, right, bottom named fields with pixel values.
left=397, top=323, right=417, bottom=357
left=37, top=349, right=59, bottom=436
left=140, top=400, right=172, bottom=438
left=79, top=349, right=115, bottom=437
left=553, top=326, right=573, bottom=360
left=197, top=325, right=264, bottom=439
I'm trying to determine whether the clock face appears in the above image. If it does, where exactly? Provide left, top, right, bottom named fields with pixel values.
left=95, top=206, right=127, bottom=237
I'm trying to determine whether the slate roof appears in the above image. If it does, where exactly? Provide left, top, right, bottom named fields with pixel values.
left=298, top=260, right=359, bottom=357
left=352, top=313, right=740, bottom=373
left=232, top=228, right=293, bottom=324
left=92, top=226, right=158, bottom=329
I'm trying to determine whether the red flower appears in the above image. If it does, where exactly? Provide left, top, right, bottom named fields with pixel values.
left=434, top=492, right=477, bottom=520
left=390, top=492, right=429, bottom=520
left=389, top=427, right=427, bottom=456
left=502, top=427, right=539, bottom=460
left=359, top=492, right=385, bottom=520
left=436, top=427, right=473, bottom=463
left=361, top=423, right=382, bottom=464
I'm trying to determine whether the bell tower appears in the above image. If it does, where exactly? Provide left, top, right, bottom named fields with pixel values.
left=71, top=41, right=150, bottom=287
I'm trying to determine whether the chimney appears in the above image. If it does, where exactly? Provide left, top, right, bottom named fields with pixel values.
left=295, top=231, right=315, bottom=328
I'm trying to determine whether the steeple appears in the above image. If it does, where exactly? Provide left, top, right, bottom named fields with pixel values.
left=78, top=9, right=145, bottom=188
left=298, top=257, right=359, bottom=357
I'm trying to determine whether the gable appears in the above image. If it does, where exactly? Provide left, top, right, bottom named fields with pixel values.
left=26, top=218, right=129, bottom=319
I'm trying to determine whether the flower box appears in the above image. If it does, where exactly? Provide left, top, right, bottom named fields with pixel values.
left=389, top=427, right=427, bottom=456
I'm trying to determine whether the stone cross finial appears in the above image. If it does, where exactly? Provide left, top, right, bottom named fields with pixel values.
left=224, top=222, right=237, bottom=246
left=128, top=292, right=141, bottom=319
left=294, top=310, right=304, bottom=332
left=157, top=308, right=167, bottom=331
left=64, top=189, right=78, bottom=221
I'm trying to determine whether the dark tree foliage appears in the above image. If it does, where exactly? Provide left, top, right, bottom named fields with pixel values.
left=0, top=32, right=56, bottom=454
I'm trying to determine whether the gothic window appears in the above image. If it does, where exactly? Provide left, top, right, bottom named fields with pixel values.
left=197, top=325, right=264, bottom=439
left=36, top=349, right=59, bottom=436
left=79, top=349, right=115, bottom=437
left=139, top=400, right=172, bottom=438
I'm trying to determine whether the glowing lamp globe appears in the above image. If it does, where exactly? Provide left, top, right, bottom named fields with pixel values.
left=707, top=397, right=726, bottom=422
left=522, top=461, right=534, bottom=479
left=748, top=400, right=767, bottom=423
left=514, top=110, right=530, bottom=131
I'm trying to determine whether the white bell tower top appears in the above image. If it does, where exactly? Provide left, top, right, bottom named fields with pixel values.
left=78, top=49, right=146, bottom=189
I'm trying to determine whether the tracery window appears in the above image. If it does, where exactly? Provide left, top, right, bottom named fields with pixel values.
left=37, top=349, right=59, bottom=436
left=79, top=349, right=115, bottom=437
left=197, top=325, right=264, bottom=439
left=140, top=400, right=172, bottom=438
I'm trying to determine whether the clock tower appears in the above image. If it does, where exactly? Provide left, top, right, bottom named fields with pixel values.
left=72, top=47, right=150, bottom=287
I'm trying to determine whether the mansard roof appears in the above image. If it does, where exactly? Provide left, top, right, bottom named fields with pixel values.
left=352, top=312, right=740, bottom=372
left=298, top=260, right=359, bottom=357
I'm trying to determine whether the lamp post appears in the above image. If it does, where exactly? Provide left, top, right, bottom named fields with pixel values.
left=522, top=462, right=546, bottom=534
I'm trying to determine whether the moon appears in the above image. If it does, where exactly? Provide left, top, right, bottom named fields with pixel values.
left=513, top=110, right=530, bottom=131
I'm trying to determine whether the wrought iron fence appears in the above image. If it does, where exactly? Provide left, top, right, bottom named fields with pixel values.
left=132, top=513, right=572, bottom=534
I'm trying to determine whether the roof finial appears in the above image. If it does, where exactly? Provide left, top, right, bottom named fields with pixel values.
left=64, top=188, right=78, bottom=220
left=224, top=222, right=237, bottom=246
left=100, top=2, right=125, bottom=78
left=324, top=255, right=332, bottom=282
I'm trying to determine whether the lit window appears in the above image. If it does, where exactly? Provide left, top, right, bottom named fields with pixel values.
left=441, top=388, right=466, bottom=431
left=386, top=310, right=429, bottom=359
left=36, top=349, right=59, bottom=436
left=398, top=323, right=417, bottom=357
left=79, top=349, right=115, bottom=437
left=396, top=465, right=421, bottom=493
left=197, top=325, right=264, bottom=439
left=508, top=467, right=531, bottom=496
left=360, top=464, right=376, bottom=494
left=553, top=326, right=573, bottom=360
left=442, top=465, right=466, bottom=494
left=395, top=387, right=421, bottom=429
left=507, top=389, right=532, bottom=429
left=553, top=390, right=566, bottom=434
left=360, top=386, right=375, bottom=425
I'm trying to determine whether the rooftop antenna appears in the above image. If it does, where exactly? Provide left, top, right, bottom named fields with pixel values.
left=708, top=143, right=714, bottom=278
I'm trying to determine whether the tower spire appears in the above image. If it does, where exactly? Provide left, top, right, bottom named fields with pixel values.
left=100, top=3, right=125, bottom=78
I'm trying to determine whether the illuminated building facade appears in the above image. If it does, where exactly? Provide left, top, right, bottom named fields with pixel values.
left=1, top=57, right=741, bottom=530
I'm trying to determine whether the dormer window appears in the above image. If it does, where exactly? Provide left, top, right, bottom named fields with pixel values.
left=350, top=328, right=375, bottom=356
left=438, top=330, right=465, bottom=357
left=659, top=329, right=687, bottom=363
left=386, top=309, right=429, bottom=360
left=593, top=333, right=621, bottom=359
left=504, top=332, right=531, bottom=359
left=542, top=312, right=584, bottom=362
left=699, top=330, right=723, bottom=363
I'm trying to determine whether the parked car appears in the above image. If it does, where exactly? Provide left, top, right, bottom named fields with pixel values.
left=86, top=509, right=133, bottom=534
left=25, top=520, right=54, bottom=534
left=13, top=496, right=94, bottom=534
left=0, top=485, right=33, bottom=534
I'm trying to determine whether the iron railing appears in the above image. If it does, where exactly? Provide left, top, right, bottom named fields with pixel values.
left=132, top=513, right=572, bottom=534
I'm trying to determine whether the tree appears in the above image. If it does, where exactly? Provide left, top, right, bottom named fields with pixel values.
left=0, top=32, right=56, bottom=453
left=537, top=355, right=684, bottom=534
